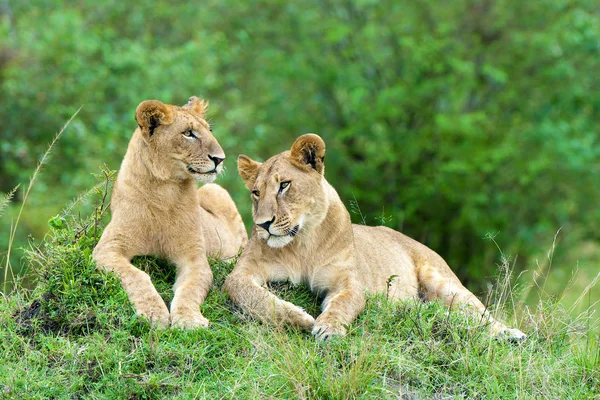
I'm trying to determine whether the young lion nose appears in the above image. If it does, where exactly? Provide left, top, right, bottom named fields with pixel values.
left=208, top=154, right=224, bottom=167
left=257, top=216, right=275, bottom=231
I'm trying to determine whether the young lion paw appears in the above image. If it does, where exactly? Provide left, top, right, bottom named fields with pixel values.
left=170, top=309, right=210, bottom=330
left=281, top=301, right=315, bottom=331
left=133, top=297, right=170, bottom=328
left=290, top=309, right=316, bottom=331
left=312, top=320, right=347, bottom=341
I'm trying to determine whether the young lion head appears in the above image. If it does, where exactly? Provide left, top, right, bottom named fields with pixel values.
left=135, top=96, right=225, bottom=182
left=238, top=134, right=330, bottom=248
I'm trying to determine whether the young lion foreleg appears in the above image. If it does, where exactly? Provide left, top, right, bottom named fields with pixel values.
left=170, top=255, right=213, bottom=329
left=93, top=249, right=170, bottom=327
left=223, top=270, right=315, bottom=330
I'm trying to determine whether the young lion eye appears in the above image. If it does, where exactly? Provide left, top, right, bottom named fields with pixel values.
left=182, top=129, right=196, bottom=138
left=252, top=189, right=260, bottom=197
left=278, top=181, right=290, bottom=194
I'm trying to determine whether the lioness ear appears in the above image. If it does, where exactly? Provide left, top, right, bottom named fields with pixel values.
left=135, top=100, right=174, bottom=138
left=238, top=155, right=262, bottom=190
left=182, top=96, right=209, bottom=118
left=290, top=133, right=326, bottom=174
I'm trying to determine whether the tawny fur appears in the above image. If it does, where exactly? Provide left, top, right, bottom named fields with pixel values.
left=224, top=134, right=526, bottom=341
left=93, top=97, right=247, bottom=329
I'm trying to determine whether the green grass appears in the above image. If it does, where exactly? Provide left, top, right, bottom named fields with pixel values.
left=0, top=196, right=599, bottom=399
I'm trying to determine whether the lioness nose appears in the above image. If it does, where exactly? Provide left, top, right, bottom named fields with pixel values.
left=257, top=216, right=275, bottom=231
left=208, top=154, right=224, bottom=167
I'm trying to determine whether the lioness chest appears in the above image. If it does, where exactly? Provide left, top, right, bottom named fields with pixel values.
left=260, top=241, right=355, bottom=294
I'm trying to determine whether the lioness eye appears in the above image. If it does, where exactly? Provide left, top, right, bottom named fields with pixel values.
left=252, top=190, right=260, bottom=197
left=279, top=181, right=290, bottom=193
left=182, top=129, right=196, bottom=138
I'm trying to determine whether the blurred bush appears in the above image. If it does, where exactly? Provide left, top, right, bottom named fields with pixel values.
left=1, top=0, right=599, bottom=290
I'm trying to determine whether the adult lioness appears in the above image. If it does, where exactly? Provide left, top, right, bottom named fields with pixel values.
left=224, top=134, right=525, bottom=341
left=93, top=97, right=247, bottom=329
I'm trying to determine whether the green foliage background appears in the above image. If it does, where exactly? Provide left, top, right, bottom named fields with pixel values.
left=1, top=0, right=599, bottom=302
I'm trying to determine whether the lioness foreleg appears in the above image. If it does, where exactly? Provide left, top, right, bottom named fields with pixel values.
left=170, top=254, right=213, bottom=329
left=312, top=279, right=366, bottom=341
left=224, top=269, right=315, bottom=330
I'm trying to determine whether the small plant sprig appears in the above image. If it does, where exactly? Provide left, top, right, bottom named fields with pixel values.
left=349, top=195, right=367, bottom=225
left=45, top=165, right=115, bottom=252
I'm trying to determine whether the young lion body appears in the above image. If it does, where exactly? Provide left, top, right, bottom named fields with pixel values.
left=93, top=97, right=247, bottom=329
left=224, top=134, right=525, bottom=341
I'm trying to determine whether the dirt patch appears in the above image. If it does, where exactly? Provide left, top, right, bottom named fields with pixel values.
left=13, top=293, right=68, bottom=337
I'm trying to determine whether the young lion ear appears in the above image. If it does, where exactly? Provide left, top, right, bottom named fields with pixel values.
left=238, top=155, right=262, bottom=190
left=135, top=100, right=174, bottom=138
left=182, top=96, right=209, bottom=118
left=290, top=133, right=326, bottom=174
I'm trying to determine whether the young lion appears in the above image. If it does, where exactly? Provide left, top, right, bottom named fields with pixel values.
left=224, top=134, right=526, bottom=341
left=93, top=97, right=247, bottom=329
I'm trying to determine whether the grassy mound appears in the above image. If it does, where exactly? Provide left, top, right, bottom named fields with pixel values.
left=1, top=197, right=598, bottom=399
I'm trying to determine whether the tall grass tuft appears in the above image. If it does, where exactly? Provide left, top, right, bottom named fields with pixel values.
left=0, top=185, right=19, bottom=219
left=2, top=107, right=82, bottom=294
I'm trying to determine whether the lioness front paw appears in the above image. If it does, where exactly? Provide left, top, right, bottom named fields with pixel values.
left=495, top=327, right=527, bottom=342
left=312, top=320, right=347, bottom=341
left=171, top=309, right=210, bottom=330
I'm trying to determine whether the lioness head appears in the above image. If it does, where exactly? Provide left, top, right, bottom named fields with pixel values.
left=238, top=134, right=329, bottom=248
left=135, top=96, right=225, bottom=182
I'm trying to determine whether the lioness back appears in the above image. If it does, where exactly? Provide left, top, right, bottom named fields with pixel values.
left=352, top=225, right=419, bottom=298
left=353, top=224, right=464, bottom=300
